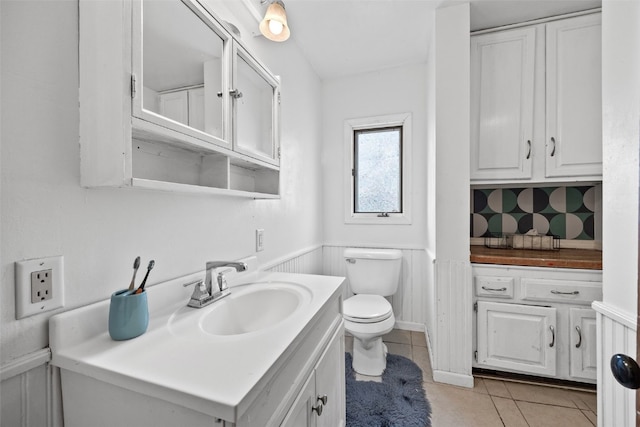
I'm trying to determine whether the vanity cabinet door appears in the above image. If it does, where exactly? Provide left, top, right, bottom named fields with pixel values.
left=569, top=308, right=597, bottom=381
left=470, top=27, right=535, bottom=181
left=477, top=301, right=557, bottom=376
left=545, top=14, right=602, bottom=178
left=315, top=331, right=346, bottom=427
left=280, top=374, right=316, bottom=427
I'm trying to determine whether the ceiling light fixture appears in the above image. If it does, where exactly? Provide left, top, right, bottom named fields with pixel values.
left=259, top=0, right=290, bottom=42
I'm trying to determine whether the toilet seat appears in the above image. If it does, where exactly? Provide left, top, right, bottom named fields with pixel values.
left=343, top=294, right=392, bottom=323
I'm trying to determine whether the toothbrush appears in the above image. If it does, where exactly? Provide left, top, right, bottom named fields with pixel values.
left=135, top=260, right=155, bottom=294
left=128, top=256, right=141, bottom=291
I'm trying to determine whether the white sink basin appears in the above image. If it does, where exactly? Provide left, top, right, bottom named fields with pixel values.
left=169, top=281, right=311, bottom=337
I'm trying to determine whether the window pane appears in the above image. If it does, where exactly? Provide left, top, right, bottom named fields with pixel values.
left=354, top=127, right=402, bottom=213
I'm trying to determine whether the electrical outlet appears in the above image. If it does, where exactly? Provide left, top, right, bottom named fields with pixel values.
left=256, top=229, right=265, bottom=252
left=15, top=256, right=64, bottom=319
left=31, top=269, right=53, bottom=302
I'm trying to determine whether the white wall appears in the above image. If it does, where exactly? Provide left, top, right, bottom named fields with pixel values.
left=601, top=0, right=639, bottom=316
left=596, top=1, right=640, bottom=426
left=321, top=64, right=428, bottom=248
left=1, top=0, right=323, bottom=369
left=431, top=3, right=473, bottom=388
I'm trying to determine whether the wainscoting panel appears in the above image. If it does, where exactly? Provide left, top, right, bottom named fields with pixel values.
left=0, top=349, right=59, bottom=427
left=432, top=259, right=474, bottom=388
left=263, top=245, right=324, bottom=275
left=593, top=301, right=637, bottom=427
left=322, top=245, right=427, bottom=329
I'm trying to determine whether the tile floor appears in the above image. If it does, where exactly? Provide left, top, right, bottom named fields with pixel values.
left=345, top=329, right=597, bottom=427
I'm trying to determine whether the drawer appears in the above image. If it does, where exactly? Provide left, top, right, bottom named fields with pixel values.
left=521, top=279, right=602, bottom=305
left=475, top=276, right=514, bottom=299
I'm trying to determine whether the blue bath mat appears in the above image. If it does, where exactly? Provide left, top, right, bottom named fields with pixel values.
left=345, top=352, right=432, bottom=427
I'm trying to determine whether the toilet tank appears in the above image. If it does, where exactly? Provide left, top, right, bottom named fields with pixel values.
left=343, top=248, right=402, bottom=296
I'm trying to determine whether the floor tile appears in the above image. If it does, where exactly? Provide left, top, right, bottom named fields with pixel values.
left=569, top=390, right=597, bottom=413
left=483, top=378, right=512, bottom=398
left=412, top=345, right=433, bottom=382
left=345, top=335, right=353, bottom=354
left=581, top=409, right=597, bottom=426
left=517, top=401, right=594, bottom=427
left=505, top=382, right=578, bottom=408
left=472, top=377, right=489, bottom=395
left=411, top=330, right=428, bottom=347
left=492, top=396, right=528, bottom=427
left=424, top=382, right=504, bottom=427
left=383, top=329, right=412, bottom=345
left=386, top=342, right=412, bottom=359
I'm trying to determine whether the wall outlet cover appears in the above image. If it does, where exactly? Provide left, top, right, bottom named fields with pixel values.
left=15, top=256, right=65, bottom=319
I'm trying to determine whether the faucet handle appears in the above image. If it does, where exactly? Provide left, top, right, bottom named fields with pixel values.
left=217, top=273, right=228, bottom=292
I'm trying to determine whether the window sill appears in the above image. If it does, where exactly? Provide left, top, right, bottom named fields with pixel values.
left=344, top=214, right=412, bottom=225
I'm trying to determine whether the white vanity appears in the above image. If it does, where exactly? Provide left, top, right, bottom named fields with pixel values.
left=49, top=262, right=345, bottom=427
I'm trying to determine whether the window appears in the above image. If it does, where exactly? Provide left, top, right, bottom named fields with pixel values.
left=344, top=113, right=412, bottom=224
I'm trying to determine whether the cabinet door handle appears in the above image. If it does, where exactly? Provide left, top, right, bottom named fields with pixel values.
left=575, top=326, right=582, bottom=348
left=526, top=140, right=531, bottom=159
left=549, top=325, right=555, bottom=347
left=481, top=286, right=507, bottom=292
left=550, top=137, right=556, bottom=157
left=317, top=394, right=328, bottom=405
left=230, top=89, right=243, bottom=99
left=312, top=403, right=323, bottom=416
left=550, top=290, right=579, bottom=295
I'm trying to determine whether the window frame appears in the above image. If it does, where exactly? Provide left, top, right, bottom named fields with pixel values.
left=344, top=113, right=412, bottom=225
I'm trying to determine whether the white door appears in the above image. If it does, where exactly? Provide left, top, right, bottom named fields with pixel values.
left=545, top=13, right=602, bottom=178
left=477, top=301, right=557, bottom=376
left=470, top=26, right=535, bottom=180
left=569, top=308, right=597, bottom=380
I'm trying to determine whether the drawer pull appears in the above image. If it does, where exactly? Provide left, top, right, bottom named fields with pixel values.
left=481, top=286, right=507, bottom=292
left=575, top=326, right=582, bottom=348
left=549, top=325, right=555, bottom=348
left=550, top=290, right=579, bottom=295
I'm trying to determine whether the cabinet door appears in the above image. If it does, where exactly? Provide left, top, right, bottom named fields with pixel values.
left=159, top=91, right=189, bottom=126
left=280, top=373, right=316, bottom=427
left=545, top=14, right=602, bottom=178
left=232, top=44, right=280, bottom=166
left=477, top=301, right=557, bottom=376
left=471, top=27, right=535, bottom=181
left=569, top=308, right=597, bottom=380
left=315, top=332, right=346, bottom=427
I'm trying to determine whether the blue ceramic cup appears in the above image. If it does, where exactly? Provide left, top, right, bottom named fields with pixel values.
left=108, top=289, right=149, bottom=341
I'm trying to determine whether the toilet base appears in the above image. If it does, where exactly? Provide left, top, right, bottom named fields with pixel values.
left=352, top=338, right=388, bottom=376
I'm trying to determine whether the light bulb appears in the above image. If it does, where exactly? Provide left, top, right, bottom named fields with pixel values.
left=268, top=19, right=283, bottom=35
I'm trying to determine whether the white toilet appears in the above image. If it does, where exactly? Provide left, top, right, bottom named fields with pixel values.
left=343, top=248, right=402, bottom=376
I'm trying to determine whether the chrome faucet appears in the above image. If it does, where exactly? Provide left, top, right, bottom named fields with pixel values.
left=188, top=261, right=247, bottom=308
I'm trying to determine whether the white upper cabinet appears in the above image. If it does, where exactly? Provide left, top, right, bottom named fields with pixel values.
left=545, top=14, right=602, bottom=178
left=470, top=12, right=602, bottom=184
left=80, top=0, right=281, bottom=198
left=471, top=27, right=535, bottom=180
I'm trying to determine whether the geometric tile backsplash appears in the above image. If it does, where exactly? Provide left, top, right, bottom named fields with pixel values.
left=471, top=186, right=598, bottom=240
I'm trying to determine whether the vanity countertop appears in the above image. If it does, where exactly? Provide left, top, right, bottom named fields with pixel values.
left=49, top=269, right=345, bottom=423
left=470, top=245, right=602, bottom=270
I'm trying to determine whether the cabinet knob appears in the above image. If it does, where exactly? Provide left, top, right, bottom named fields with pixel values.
left=230, top=89, right=243, bottom=99
left=317, top=394, right=328, bottom=405
left=610, top=354, right=640, bottom=389
left=312, top=403, right=323, bottom=416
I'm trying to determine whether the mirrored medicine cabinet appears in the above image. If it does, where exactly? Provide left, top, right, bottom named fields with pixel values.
left=79, top=0, right=281, bottom=198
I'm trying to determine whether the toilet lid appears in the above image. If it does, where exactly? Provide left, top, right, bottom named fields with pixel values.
left=343, top=295, right=392, bottom=323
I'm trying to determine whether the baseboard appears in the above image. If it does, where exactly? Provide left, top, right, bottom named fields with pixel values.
left=394, top=321, right=425, bottom=332
left=432, top=370, right=474, bottom=388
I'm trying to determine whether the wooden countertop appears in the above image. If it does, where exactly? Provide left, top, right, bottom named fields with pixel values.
left=470, top=245, right=602, bottom=270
